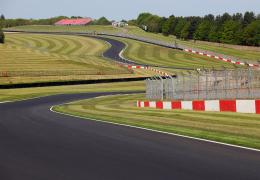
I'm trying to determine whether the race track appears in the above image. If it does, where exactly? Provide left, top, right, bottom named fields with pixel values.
left=93, top=36, right=139, bottom=65
left=1, top=33, right=260, bottom=180
left=93, top=35, right=194, bottom=70
left=1, top=93, right=260, bottom=180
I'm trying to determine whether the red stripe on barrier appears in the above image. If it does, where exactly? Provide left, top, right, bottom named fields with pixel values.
left=256, top=100, right=260, bottom=114
left=156, top=101, right=163, bottom=109
left=211, top=55, right=215, bottom=58
left=144, top=101, right=150, bottom=107
left=220, top=100, right=236, bottom=112
left=236, top=62, right=241, bottom=65
left=171, top=101, right=181, bottom=109
left=192, top=101, right=205, bottom=111
left=219, top=57, right=223, bottom=60
left=137, top=101, right=141, bottom=107
left=136, top=66, right=141, bottom=69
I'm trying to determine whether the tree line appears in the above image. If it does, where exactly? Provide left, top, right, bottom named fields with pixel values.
left=0, top=14, right=112, bottom=28
left=132, top=12, right=260, bottom=46
left=0, top=14, right=5, bottom=43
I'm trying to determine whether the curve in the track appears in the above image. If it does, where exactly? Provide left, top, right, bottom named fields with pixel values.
left=91, top=35, right=194, bottom=70
left=1, top=93, right=260, bottom=180
left=92, top=36, right=139, bottom=65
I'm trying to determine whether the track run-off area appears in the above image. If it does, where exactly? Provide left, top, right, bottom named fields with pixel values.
left=1, top=32, right=260, bottom=179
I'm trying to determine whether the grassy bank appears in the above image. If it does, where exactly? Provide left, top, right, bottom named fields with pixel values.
left=0, top=33, right=153, bottom=84
left=54, top=94, right=260, bottom=150
left=109, top=36, right=235, bottom=69
left=0, top=81, right=145, bottom=102
left=6, top=25, right=260, bottom=61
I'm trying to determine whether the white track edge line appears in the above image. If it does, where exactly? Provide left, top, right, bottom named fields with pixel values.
left=49, top=104, right=260, bottom=153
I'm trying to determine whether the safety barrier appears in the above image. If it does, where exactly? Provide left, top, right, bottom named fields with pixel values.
left=137, top=100, right=260, bottom=114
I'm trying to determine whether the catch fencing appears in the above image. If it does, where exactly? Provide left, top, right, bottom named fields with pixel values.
left=146, top=68, right=260, bottom=100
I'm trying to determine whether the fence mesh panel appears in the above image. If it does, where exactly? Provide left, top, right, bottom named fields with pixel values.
left=146, top=68, right=260, bottom=100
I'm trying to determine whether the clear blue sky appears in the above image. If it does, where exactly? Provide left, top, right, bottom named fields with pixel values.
left=1, top=0, right=260, bottom=20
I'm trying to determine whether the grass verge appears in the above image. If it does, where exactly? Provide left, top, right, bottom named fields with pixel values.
left=0, top=81, right=144, bottom=102
left=0, top=33, right=155, bottom=84
left=6, top=25, right=260, bottom=61
left=54, top=94, right=260, bottom=150
left=108, top=36, right=236, bottom=69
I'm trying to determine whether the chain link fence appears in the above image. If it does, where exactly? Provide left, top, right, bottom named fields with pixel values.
left=146, top=68, right=260, bottom=100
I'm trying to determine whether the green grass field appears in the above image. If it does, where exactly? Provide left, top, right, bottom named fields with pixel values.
left=110, top=36, right=235, bottom=69
left=5, top=25, right=122, bottom=34
left=6, top=25, right=260, bottom=61
left=0, top=81, right=145, bottom=102
left=54, top=94, right=260, bottom=150
left=0, top=33, right=154, bottom=84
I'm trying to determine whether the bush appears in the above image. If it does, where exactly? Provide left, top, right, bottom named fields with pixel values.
left=0, top=29, right=4, bottom=44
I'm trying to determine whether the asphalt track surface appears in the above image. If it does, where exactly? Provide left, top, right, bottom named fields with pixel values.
left=1, top=92, right=260, bottom=180
left=1, top=34, right=260, bottom=180
left=93, top=36, right=140, bottom=65
left=93, top=35, right=194, bottom=70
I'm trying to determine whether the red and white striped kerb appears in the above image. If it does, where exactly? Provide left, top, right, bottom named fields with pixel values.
left=184, top=49, right=259, bottom=68
left=127, top=65, right=169, bottom=76
left=137, top=100, right=260, bottom=114
left=127, top=65, right=148, bottom=69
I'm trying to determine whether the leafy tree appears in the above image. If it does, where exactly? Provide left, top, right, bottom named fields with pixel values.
left=204, top=14, right=214, bottom=22
left=208, top=24, right=220, bottom=42
left=162, top=18, right=172, bottom=35
left=136, top=13, right=153, bottom=26
left=127, top=19, right=137, bottom=26
left=0, top=14, right=5, bottom=20
left=221, top=20, right=242, bottom=44
left=187, top=17, right=201, bottom=39
left=243, top=20, right=260, bottom=46
left=180, top=21, right=191, bottom=40
left=146, top=15, right=163, bottom=33
left=243, top=11, right=256, bottom=27
left=220, top=13, right=232, bottom=23
left=95, top=17, right=110, bottom=25
left=194, top=20, right=212, bottom=40
left=174, top=18, right=187, bottom=38
left=232, top=13, right=243, bottom=22
left=70, top=16, right=82, bottom=19
left=158, top=17, right=167, bottom=33
left=0, top=28, right=4, bottom=44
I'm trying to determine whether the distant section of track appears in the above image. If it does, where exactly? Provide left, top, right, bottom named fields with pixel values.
left=4, top=30, right=194, bottom=70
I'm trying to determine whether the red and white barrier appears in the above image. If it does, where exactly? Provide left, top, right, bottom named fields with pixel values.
left=147, top=67, right=169, bottom=76
left=127, top=65, right=169, bottom=76
left=127, top=65, right=148, bottom=69
left=137, top=99, right=260, bottom=114
left=184, top=49, right=259, bottom=68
